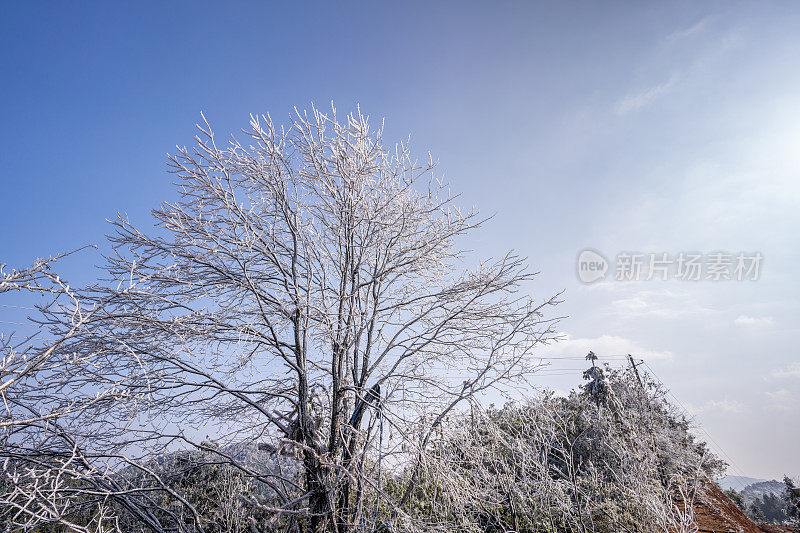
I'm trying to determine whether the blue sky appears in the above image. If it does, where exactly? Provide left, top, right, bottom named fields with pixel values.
left=1, top=2, right=798, bottom=480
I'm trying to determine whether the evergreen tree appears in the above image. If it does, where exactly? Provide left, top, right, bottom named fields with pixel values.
left=785, top=476, right=799, bottom=522
left=582, top=351, right=608, bottom=406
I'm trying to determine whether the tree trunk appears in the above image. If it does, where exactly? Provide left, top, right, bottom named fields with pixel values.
left=305, top=454, right=331, bottom=533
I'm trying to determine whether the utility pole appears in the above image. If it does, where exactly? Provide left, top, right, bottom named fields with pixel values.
left=628, top=354, right=646, bottom=392
left=629, top=353, right=659, bottom=476
left=628, top=353, right=655, bottom=425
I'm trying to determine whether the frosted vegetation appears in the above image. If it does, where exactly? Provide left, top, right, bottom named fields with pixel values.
left=0, top=106, right=766, bottom=533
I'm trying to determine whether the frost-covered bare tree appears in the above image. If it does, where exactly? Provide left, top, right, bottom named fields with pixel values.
left=1, top=105, right=559, bottom=532
left=0, top=252, right=204, bottom=532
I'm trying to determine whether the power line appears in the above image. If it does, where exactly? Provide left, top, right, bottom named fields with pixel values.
left=641, top=360, right=755, bottom=494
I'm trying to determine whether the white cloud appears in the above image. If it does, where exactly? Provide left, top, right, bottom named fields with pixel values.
left=734, top=315, right=774, bottom=327
left=612, top=295, right=650, bottom=312
left=615, top=73, right=679, bottom=115
left=609, top=289, right=715, bottom=319
left=688, top=398, right=748, bottom=415
left=611, top=295, right=687, bottom=318
left=705, top=399, right=747, bottom=414
left=540, top=333, right=673, bottom=362
left=666, top=17, right=710, bottom=43
left=771, top=362, right=800, bottom=379
left=766, top=388, right=794, bottom=412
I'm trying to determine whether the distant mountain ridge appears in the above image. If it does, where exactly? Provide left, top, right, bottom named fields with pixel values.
left=719, top=475, right=768, bottom=492
left=741, top=480, right=787, bottom=499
